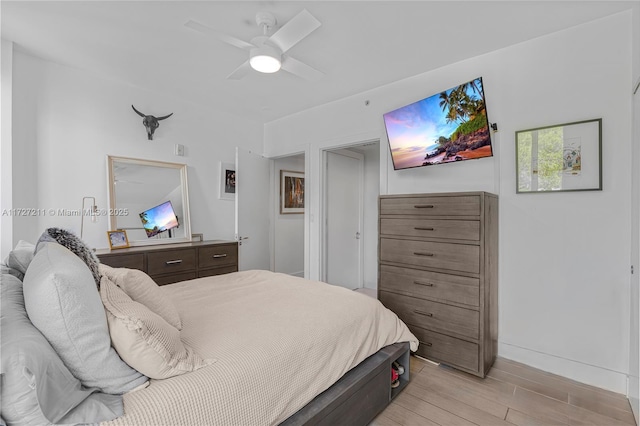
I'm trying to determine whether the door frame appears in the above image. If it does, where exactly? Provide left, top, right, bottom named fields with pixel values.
left=320, top=148, right=364, bottom=286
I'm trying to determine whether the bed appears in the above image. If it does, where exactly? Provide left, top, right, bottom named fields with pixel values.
left=103, top=270, right=418, bottom=425
left=1, top=237, right=418, bottom=426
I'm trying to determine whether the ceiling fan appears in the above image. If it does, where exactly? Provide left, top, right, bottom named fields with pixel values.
left=185, top=9, right=324, bottom=81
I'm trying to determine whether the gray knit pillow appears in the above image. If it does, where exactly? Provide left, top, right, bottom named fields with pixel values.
left=36, top=228, right=101, bottom=288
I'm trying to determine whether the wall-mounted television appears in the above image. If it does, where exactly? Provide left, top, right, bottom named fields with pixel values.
left=139, top=200, right=179, bottom=238
left=383, top=77, right=493, bottom=171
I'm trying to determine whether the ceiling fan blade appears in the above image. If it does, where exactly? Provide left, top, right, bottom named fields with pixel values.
left=185, top=19, right=254, bottom=51
left=268, top=9, right=321, bottom=54
left=281, top=56, right=324, bottom=82
left=227, top=60, right=252, bottom=80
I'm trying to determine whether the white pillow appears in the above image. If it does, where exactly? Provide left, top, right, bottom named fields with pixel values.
left=100, top=275, right=214, bottom=379
left=100, top=264, right=182, bottom=330
left=22, top=242, right=148, bottom=394
left=3, top=240, right=35, bottom=278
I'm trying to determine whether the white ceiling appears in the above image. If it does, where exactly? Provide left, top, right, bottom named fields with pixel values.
left=1, top=1, right=634, bottom=125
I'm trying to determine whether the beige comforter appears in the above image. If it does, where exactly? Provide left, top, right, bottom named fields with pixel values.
left=103, top=270, right=418, bottom=426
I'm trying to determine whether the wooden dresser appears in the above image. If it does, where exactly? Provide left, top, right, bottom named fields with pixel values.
left=96, top=240, right=238, bottom=286
left=378, top=192, right=498, bottom=377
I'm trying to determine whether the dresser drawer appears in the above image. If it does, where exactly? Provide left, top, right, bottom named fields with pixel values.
left=412, top=326, right=479, bottom=372
left=99, top=253, right=144, bottom=270
left=199, top=244, right=238, bottom=269
left=152, top=271, right=197, bottom=286
left=380, top=291, right=479, bottom=340
left=198, top=265, right=238, bottom=278
left=379, top=265, right=479, bottom=307
left=380, top=195, right=480, bottom=217
left=380, top=238, right=479, bottom=274
left=380, top=218, right=480, bottom=241
left=147, top=248, right=196, bottom=275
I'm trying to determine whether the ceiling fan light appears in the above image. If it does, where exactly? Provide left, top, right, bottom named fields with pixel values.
left=249, top=45, right=281, bottom=73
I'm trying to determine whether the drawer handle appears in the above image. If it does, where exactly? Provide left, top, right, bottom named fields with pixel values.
left=413, top=310, right=433, bottom=317
left=414, top=227, right=435, bottom=231
left=419, top=341, right=433, bottom=347
left=212, top=254, right=228, bottom=258
left=413, top=280, right=434, bottom=287
left=165, top=259, right=183, bottom=265
left=413, top=252, right=434, bottom=257
left=414, top=205, right=435, bottom=209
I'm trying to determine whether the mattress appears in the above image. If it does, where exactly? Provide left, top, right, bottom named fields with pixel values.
left=102, top=270, right=418, bottom=426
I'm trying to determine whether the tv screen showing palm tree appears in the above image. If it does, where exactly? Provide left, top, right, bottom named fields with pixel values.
left=383, top=77, right=493, bottom=170
left=139, top=201, right=179, bottom=238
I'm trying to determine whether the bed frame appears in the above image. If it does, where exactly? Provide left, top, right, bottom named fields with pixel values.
left=281, top=342, right=410, bottom=426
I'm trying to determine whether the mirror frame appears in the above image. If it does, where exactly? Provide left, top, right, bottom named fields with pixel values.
left=107, top=155, right=192, bottom=246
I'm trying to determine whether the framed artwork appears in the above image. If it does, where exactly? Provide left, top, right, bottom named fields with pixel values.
left=515, top=118, right=602, bottom=193
left=107, top=230, right=130, bottom=250
left=219, top=162, right=236, bottom=201
left=280, top=170, right=305, bottom=214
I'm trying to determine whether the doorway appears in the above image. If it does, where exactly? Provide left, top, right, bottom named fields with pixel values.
left=321, top=141, right=380, bottom=290
left=273, top=153, right=306, bottom=277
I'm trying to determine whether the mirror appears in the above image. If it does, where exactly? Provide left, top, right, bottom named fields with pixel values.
left=107, top=156, right=192, bottom=246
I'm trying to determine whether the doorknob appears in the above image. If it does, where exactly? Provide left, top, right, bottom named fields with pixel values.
left=355, top=232, right=361, bottom=240
left=237, top=236, right=249, bottom=246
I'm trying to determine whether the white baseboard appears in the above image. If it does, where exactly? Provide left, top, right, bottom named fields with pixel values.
left=288, top=271, right=304, bottom=278
left=498, top=341, right=628, bottom=394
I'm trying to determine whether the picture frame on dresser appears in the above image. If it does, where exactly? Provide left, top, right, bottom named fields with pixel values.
left=107, top=230, right=129, bottom=250
left=515, top=118, right=602, bottom=193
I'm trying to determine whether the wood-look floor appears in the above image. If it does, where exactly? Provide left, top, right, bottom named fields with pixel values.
left=372, top=356, right=636, bottom=426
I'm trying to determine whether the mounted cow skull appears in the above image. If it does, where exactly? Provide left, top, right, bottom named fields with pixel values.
left=131, top=105, right=173, bottom=140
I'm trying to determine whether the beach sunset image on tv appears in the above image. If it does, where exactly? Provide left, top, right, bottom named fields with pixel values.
left=139, top=200, right=179, bottom=238
left=384, top=77, right=493, bottom=170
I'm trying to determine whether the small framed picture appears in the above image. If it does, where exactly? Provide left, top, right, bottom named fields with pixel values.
left=219, top=162, right=236, bottom=201
left=516, top=118, right=602, bottom=193
left=280, top=170, right=305, bottom=214
left=107, top=230, right=130, bottom=250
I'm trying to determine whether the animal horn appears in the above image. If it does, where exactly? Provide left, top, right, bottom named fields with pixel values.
left=156, top=113, right=174, bottom=121
left=131, top=105, right=146, bottom=117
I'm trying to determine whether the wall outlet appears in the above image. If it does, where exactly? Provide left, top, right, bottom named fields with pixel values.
left=174, top=144, right=184, bottom=156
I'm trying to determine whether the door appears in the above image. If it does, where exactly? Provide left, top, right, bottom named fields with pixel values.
left=630, top=78, right=640, bottom=422
left=324, top=150, right=363, bottom=289
left=235, top=147, right=271, bottom=271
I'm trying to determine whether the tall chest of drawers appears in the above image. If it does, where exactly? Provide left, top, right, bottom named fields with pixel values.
left=378, top=192, right=498, bottom=377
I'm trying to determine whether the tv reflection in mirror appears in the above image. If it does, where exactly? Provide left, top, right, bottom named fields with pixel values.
left=383, top=77, right=493, bottom=170
left=139, top=201, right=179, bottom=238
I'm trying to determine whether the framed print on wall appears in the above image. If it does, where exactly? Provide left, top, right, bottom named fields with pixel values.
left=219, top=162, right=236, bottom=201
left=107, top=230, right=130, bottom=250
left=515, top=118, right=602, bottom=193
left=280, top=170, right=305, bottom=214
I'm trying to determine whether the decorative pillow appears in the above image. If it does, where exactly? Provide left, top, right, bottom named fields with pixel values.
left=36, top=227, right=101, bottom=288
left=22, top=242, right=148, bottom=394
left=100, top=264, right=182, bottom=330
left=2, top=240, right=35, bottom=280
left=100, top=275, right=214, bottom=379
left=0, top=271, right=123, bottom=425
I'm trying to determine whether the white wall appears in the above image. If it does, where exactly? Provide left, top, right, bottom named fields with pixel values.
left=1, top=40, right=14, bottom=259
left=265, top=12, right=633, bottom=392
left=273, top=155, right=304, bottom=276
left=8, top=49, right=263, bottom=250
